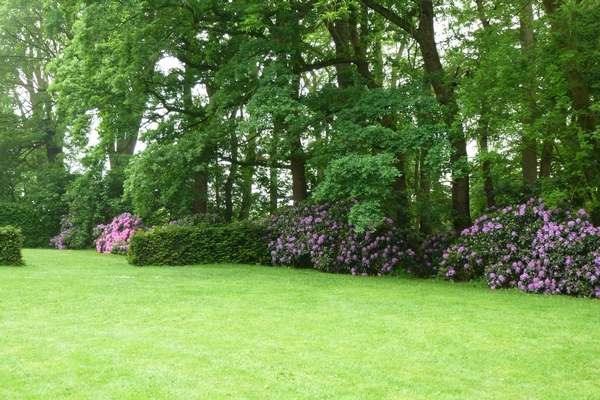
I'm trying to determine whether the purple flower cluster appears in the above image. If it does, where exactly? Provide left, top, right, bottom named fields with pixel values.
left=440, top=198, right=600, bottom=298
left=50, top=217, right=74, bottom=249
left=410, top=232, right=455, bottom=277
left=269, top=203, right=414, bottom=276
left=95, top=213, right=142, bottom=255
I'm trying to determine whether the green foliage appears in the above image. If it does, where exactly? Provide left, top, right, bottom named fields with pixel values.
left=0, top=203, right=55, bottom=248
left=314, top=153, right=398, bottom=231
left=62, top=168, right=131, bottom=249
left=0, top=226, right=24, bottom=265
left=128, top=222, right=270, bottom=266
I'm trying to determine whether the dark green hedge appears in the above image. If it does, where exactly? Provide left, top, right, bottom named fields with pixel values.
left=0, top=203, right=56, bottom=248
left=127, top=221, right=271, bottom=266
left=0, top=226, right=24, bottom=266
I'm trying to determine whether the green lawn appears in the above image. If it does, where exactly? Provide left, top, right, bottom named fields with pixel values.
left=1, top=250, right=599, bottom=399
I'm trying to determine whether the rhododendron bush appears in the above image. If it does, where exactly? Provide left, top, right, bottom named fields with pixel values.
left=95, top=213, right=142, bottom=255
left=439, top=199, right=600, bottom=298
left=269, top=203, right=415, bottom=276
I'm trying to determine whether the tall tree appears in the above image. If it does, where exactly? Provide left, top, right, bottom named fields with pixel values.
left=361, top=0, right=472, bottom=230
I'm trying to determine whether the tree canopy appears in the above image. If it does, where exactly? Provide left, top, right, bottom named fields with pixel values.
left=0, top=0, right=598, bottom=245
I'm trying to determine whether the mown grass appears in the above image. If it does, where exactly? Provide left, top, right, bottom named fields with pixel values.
left=0, top=249, right=598, bottom=399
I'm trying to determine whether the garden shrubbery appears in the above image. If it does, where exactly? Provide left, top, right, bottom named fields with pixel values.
left=95, top=213, right=143, bottom=255
left=0, top=226, right=24, bottom=265
left=439, top=199, right=600, bottom=298
left=269, top=203, right=416, bottom=276
left=128, top=221, right=270, bottom=266
left=0, top=203, right=55, bottom=248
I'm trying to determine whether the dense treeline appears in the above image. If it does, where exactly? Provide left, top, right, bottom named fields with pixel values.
left=0, top=0, right=598, bottom=247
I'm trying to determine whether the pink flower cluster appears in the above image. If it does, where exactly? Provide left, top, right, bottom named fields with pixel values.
left=95, top=213, right=142, bottom=254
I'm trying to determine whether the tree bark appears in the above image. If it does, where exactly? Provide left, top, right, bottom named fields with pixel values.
left=192, top=169, right=209, bottom=214
left=224, top=130, right=238, bottom=222
left=539, top=140, right=553, bottom=179
left=519, top=1, right=539, bottom=190
left=478, top=120, right=496, bottom=209
left=238, top=133, right=256, bottom=220
left=269, top=133, right=279, bottom=215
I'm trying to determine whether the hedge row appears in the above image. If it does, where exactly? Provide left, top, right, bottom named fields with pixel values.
left=0, top=203, right=56, bottom=248
left=0, top=226, right=24, bottom=266
left=127, top=222, right=270, bottom=266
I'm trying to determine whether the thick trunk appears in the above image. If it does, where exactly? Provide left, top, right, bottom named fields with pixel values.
left=417, top=151, right=432, bottom=235
left=326, top=20, right=355, bottom=88
left=269, top=134, right=279, bottom=214
left=290, top=135, right=307, bottom=204
left=519, top=1, right=539, bottom=190
left=415, top=1, right=471, bottom=231
left=224, top=131, right=238, bottom=222
left=45, top=125, right=63, bottom=164
left=238, top=134, right=256, bottom=220
left=479, top=122, right=496, bottom=209
left=192, top=169, right=209, bottom=214
left=539, top=140, right=553, bottom=179
left=362, top=0, right=471, bottom=230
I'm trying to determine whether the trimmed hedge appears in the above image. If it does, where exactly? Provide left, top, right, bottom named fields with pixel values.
left=0, top=226, right=24, bottom=265
left=128, top=221, right=270, bottom=266
left=0, top=203, right=56, bottom=248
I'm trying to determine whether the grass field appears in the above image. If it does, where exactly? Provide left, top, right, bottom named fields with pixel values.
left=0, top=249, right=599, bottom=399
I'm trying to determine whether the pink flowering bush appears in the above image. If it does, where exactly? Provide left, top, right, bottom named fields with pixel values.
left=95, top=213, right=142, bottom=255
left=269, top=203, right=416, bottom=276
left=440, top=199, right=600, bottom=298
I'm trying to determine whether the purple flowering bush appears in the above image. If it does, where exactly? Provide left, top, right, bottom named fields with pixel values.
left=95, top=213, right=142, bottom=255
left=440, top=199, right=600, bottom=298
left=269, top=203, right=415, bottom=276
left=50, top=217, right=74, bottom=250
left=410, top=232, right=455, bottom=277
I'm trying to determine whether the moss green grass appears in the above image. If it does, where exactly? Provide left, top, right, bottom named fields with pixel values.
left=1, top=249, right=599, bottom=399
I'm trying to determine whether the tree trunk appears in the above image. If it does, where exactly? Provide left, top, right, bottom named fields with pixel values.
left=539, top=140, right=553, bottom=179
left=479, top=120, right=496, bottom=209
left=326, top=20, right=355, bottom=88
left=269, top=132, right=279, bottom=214
left=290, top=135, right=308, bottom=204
left=238, top=133, right=256, bottom=220
left=192, top=169, right=209, bottom=214
left=519, top=1, right=539, bottom=191
left=417, top=150, right=432, bottom=235
left=363, top=0, right=472, bottom=229
left=224, top=130, right=238, bottom=222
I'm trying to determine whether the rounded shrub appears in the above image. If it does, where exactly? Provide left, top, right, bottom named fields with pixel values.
left=0, top=226, right=24, bottom=266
